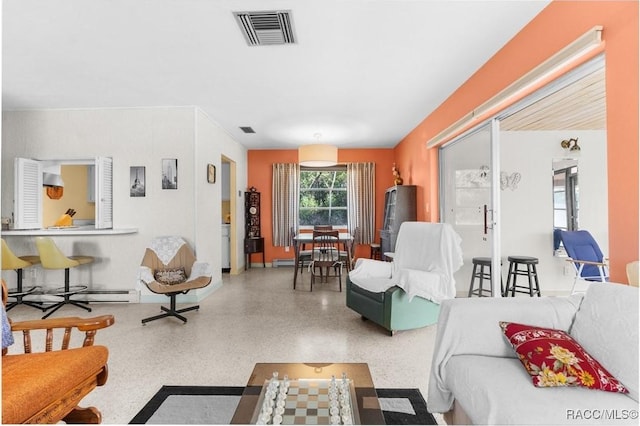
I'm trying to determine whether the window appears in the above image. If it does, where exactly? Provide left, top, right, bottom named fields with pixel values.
left=299, top=167, right=347, bottom=226
left=553, top=166, right=579, bottom=231
left=13, top=157, right=113, bottom=230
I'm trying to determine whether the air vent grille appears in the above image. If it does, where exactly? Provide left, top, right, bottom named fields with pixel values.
left=234, top=10, right=296, bottom=46
left=240, top=126, right=256, bottom=134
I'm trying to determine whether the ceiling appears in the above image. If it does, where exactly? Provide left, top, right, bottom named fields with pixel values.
left=2, top=0, right=552, bottom=150
left=501, top=67, right=606, bottom=131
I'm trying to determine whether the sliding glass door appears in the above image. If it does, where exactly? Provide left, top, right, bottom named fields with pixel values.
left=440, top=120, right=501, bottom=297
left=439, top=55, right=606, bottom=298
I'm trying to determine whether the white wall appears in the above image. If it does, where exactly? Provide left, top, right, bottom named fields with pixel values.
left=499, top=129, right=608, bottom=294
left=1, top=107, right=248, bottom=302
left=195, top=108, right=247, bottom=274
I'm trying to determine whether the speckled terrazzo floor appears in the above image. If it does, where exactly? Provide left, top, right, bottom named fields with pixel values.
left=5, top=267, right=444, bottom=425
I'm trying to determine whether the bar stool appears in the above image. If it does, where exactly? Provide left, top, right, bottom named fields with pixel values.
left=35, top=237, right=95, bottom=319
left=504, top=255, right=541, bottom=297
left=370, top=243, right=381, bottom=260
left=1, top=239, right=46, bottom=312
left=468, top=257, right=504, bottom=297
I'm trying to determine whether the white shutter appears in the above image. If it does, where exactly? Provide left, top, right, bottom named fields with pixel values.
left=95, top=156, right=113, bottom=229
left=14, top=158, right=43, bottom=229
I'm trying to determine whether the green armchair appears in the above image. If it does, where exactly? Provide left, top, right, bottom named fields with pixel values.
left=346, top=222, right=463, bottom=335
left=346, top=278, right=441, bottom=335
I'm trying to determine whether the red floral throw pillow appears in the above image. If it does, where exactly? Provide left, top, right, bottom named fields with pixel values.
left=499, top=321, right=628, bottom=393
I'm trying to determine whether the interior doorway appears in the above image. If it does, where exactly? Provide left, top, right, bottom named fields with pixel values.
left=221, top=156, right=239, bottom=274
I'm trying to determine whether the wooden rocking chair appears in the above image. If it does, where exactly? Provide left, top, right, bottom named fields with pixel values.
left=2, top=279, right=114, bottom=424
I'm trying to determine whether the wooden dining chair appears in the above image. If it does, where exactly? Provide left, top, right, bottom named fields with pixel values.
left=340, top=227, right=360, bottom=271
left=309, top=230, right=343, bottom=291
left=291, top=227, right=312, bottom=283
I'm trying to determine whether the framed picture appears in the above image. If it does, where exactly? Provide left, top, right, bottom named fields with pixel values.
left=207, top=164, right=216, bottom=183
left=130, top=166, right=146, bottom=197
left=162, top=159, right=178, bottom=189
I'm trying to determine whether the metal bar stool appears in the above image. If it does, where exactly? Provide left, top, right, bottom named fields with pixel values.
left=1, top=239, right=46, bottom=312
left=504, top=255, right=541, bottom=297
left=468, top=257, right=503, bottom=297
left=35, top=237, right=95, bottom=319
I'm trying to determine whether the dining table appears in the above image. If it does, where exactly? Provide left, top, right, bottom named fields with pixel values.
left=292, top=231, right=353, bottom=289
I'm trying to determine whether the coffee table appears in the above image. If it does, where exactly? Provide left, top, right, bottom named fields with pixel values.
left=230, top=363, right=385, bottom=424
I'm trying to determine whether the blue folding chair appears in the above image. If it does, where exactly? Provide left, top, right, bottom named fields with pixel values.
left=559, top=230, right=608, bottom=294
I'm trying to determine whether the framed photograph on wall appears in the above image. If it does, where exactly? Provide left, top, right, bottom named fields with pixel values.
left=130, top=166, right=146, bottom=197
left=162, top=158, right=178, bottom=189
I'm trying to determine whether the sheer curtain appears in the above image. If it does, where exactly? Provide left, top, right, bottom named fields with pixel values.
left=272, top=163, right=300, bottom=247
left=347, top=162, right=375, bottom=244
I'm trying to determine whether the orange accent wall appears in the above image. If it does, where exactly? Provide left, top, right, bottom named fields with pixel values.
left=394, top=1, right=639, bottom=283
left=247, top=149, right=396, bottom=263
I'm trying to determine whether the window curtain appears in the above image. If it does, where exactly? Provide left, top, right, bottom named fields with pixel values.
left=347, top=162, right=375, bottom=244
left=272, top=163, right=300, bottom=247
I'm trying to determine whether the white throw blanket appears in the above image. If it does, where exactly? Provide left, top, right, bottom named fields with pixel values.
left=149, top=236, right=186, bottom=265
left=189, top=261, right=212, bottom=280
left=427, top=293, right=586, bottom=417
left=348, top=222, right=463, bottom=303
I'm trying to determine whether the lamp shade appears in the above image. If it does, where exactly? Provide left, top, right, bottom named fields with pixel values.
left=43, top=172, right=64, bottom=187
left=298, top=144, right=338, bottom=167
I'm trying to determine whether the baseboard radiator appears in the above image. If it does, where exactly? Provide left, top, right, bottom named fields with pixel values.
left=272, top=258, right=295, bottom=267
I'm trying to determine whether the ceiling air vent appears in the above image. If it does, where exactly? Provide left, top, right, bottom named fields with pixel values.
left=239, top=126, right=255, bottom=134
left=234, top=10, right=296, bottom=46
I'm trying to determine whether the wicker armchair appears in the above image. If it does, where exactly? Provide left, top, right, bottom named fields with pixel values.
left=2, top=279, right=114, bottom=424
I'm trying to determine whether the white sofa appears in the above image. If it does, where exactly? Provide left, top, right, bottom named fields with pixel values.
left=428, top=282, right=639, bottom=424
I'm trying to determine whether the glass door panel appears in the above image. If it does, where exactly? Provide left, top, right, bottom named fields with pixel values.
left=440, top=121, right=501, bottom=296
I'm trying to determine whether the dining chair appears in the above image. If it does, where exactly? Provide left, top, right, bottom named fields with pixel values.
left=626, top=261, right=638, bottom=287
left=340, top=227, right=359, bottom=271
left=291, top=227, right=312, bottom=285
left=309, top=230, right=343, bottom=291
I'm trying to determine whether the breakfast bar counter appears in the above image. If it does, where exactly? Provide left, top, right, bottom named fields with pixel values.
left=1, top=228, right=138, bottom=236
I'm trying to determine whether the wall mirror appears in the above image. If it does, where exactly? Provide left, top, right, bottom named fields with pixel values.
left=553, top=158, right=579, bottom=254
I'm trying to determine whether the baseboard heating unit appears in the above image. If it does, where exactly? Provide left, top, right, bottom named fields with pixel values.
left=272, top=258, right=295, bottom=267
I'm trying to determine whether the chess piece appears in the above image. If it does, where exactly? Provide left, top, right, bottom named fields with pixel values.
left=392, top=163, right=403, bottom=185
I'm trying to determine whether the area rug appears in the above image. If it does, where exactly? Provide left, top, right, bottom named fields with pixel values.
left=130, top=385, right=437, bottom=425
